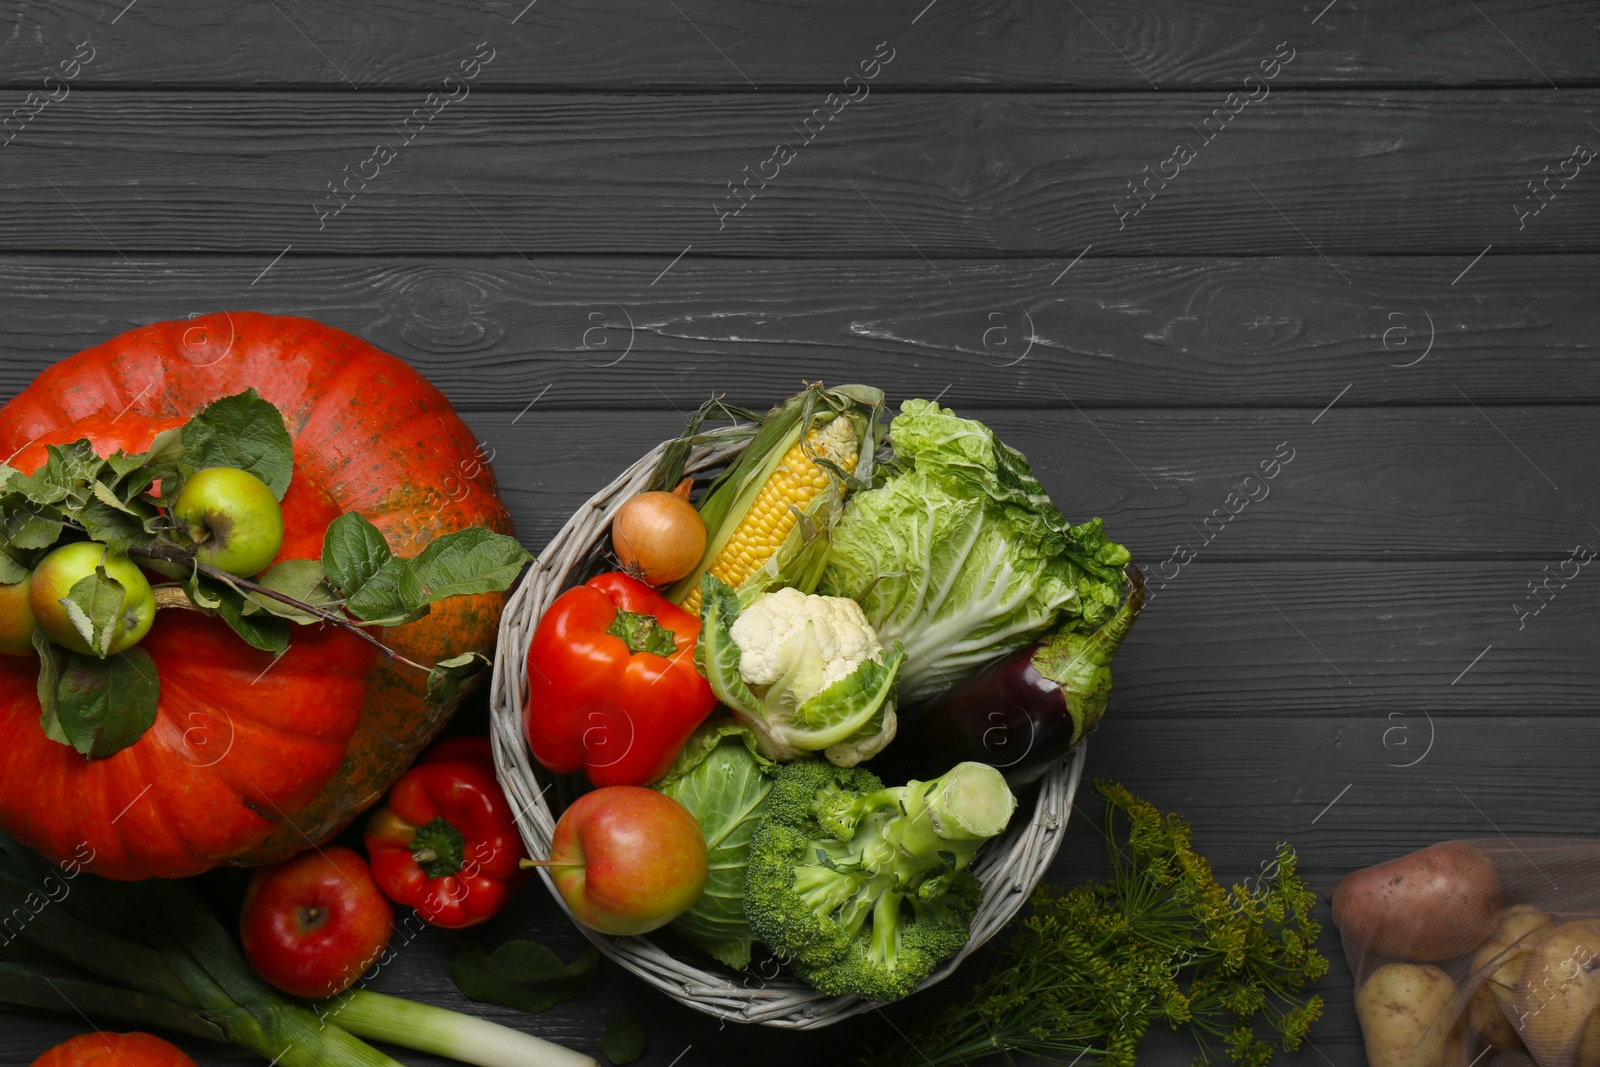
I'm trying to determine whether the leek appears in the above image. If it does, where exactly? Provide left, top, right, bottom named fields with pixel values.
left=326, top=990, right=597, bottom=1067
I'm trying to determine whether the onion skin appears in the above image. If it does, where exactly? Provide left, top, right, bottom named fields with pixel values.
left=612, top=479, right=706, bottom=586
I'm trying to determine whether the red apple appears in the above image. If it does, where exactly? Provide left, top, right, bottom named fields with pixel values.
left=548, top=787, right=707, bottom=936
left=240, top=845, right=393, bottom=999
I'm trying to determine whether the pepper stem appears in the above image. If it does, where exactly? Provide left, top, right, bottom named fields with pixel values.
left=605, top=609, right=679, bottom=657
left=409, top=817, right=467, bottom=879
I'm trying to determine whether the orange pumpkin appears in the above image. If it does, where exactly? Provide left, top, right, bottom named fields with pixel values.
left=0, top=313, right=515, bottom=879
left=30, top=1031, right=197, bottom=1067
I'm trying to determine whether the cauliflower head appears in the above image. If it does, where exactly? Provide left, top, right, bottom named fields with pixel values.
left=697, top=576, right=905, bottom=766
left=730, top=587, right=884, bottom=694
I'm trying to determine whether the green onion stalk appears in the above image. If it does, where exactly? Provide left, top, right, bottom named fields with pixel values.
left=0, top=832, right=595, bottom=1067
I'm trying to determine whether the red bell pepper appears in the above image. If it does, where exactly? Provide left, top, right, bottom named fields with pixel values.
left=523, top=571, right=716, bottom=787
left=418, top=735, right=495, bottom=768
left=364, top=750, right=527, bottom=929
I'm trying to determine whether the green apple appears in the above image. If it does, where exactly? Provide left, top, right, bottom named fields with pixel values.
left=29, top=542, right=157, bottom=656
left=0, top=575, right=40, bottom=656
left=171, top=467, right=285, bottom=577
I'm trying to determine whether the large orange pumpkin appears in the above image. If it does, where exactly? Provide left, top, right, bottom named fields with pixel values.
left=31, top=1031, right=197, bottom=1067
left=0, top=313, right=514, bottom=879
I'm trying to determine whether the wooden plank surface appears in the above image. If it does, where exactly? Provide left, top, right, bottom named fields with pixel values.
left=2, top=0, right=1595, bottom=90
left=1, top=256, right=1597, bottom=406
left=2, top=91, right=1598, bottom=255
left=454, top=406, right=1595, bottom=561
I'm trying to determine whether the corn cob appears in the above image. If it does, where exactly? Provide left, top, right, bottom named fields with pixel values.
left=681, top=415, right=859, bottom=614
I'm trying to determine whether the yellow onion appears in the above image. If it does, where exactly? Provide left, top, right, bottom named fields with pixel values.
left=611, top=478, right=706, bottom=586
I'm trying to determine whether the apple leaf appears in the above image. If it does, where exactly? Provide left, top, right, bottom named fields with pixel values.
left=323, top=515, right=527, bottom=627
left=76, top=508, right=145, bottom=555
left=42, top=442, right=107, bottom=512
left=78, top=487, right=148, bottom=553
left=449, top=939, right=599, bottom=1015
left=0, top=553, right=27, bottom=585
left=398, top=528, right=532, bottom=606
left=245, top=559, right=343, bottom=624
left=217, top=596, right=291, bottom=654
left=107, top=449, right=150, bottom=480
left=3, top=439, right=153, bottom=557
left=180, top=389, right=295, bottom=500
left=178, top=570, right=290, bottom=653
left=55, top=648, right=160, bottom=759
left=62, top=564, right=130, bottom=658
left=108, top=426, right=184, bottom=491
left=321, top=512, right=393, bottom=598
left=202, top=578, right=291, bottom=654
left=179, top=572, right=224, bottom=610
left=6, top=449, right=73, bottom=508
left=90, top=481, right=139, bottom=516
left=425, top=651, right=489, bottom=705
left=602, top=1018, right=647, bottom=1066
left=343, top=556, right=430, bottom=625
left=4, top=509, right=64, bottom=551
left=33, top=628, right=69, bottom=746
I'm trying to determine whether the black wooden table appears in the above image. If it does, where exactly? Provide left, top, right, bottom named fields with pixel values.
left=3, top=2, right=1597, bottom=1064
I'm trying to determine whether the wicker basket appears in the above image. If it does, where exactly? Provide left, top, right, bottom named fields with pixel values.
left=488, top=425, right=1087, bottom=1029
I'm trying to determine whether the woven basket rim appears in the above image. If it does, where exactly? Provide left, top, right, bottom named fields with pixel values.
left=488, top=425, right=1085, bottom=1028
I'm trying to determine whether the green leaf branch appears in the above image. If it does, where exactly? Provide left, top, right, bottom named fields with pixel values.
left=1, top=389, right=532, bottom=761
left=131, top=543, right=433, bottom=672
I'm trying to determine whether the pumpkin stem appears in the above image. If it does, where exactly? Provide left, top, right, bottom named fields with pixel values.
left=152, top=584, right=206, bottom=612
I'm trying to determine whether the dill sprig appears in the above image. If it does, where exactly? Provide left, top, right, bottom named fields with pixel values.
left=867, top=780, right=1326, bottom=1067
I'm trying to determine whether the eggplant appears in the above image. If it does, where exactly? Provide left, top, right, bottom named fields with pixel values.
left=891, top=566, right=1144, bottom=787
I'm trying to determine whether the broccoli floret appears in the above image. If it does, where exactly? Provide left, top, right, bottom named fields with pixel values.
left=796, top=873, right=984, bottom=1001
left=743, top=758, right=1017, bottom=1001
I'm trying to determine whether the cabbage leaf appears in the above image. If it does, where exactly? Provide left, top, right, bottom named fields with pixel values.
left=654, top=720, right=776, bottom=970
left=819, top=400, right=1130, bottom=707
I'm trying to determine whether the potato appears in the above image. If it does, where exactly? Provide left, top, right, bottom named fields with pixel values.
left=1332, top=842, right=1502, bottom=960
left=1357, top=963, right=1466, bottom=1067
left=1578, top=1014, right=1600, bottom=1067
left=1468, top=982, right=1521, bottom=1051
left=1509, top=920, right=1600, bottom=1067
left=1470, top=905, right=1552, bottom=1049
